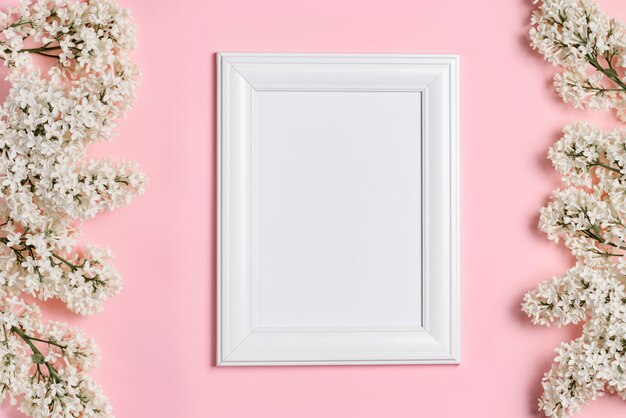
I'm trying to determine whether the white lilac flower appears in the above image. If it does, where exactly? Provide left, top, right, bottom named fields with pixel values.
left=0, top=1, right=144, bottom=416
left=524, top=121, right=626, bottom=417
left=531, top=0, right=626, bottom=121
left=0, top=297, right=111, bottom=418
left=529, top=264, right=626, bottom=417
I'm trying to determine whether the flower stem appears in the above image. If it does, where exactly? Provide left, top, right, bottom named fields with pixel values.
left=588, top=55, right=626, bottom=91
left=10, top=326, right=61, bottom=383
left=0, top=236, right=80, bottom=271
left=589, top=162, right=621, bottom=174
left=51, top=252, right=79, bottom=270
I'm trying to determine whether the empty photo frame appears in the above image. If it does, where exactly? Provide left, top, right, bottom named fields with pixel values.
left=217, top=53, right=459, bottom=365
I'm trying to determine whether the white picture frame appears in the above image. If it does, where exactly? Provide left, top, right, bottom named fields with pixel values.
left=217, top=53, right=460, bottom=366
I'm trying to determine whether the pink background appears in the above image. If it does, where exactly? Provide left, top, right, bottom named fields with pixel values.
left=1, top=0, right=626, bottom=417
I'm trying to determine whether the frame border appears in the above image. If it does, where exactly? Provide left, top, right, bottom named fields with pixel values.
left=217, top=52, right=460, bottom=366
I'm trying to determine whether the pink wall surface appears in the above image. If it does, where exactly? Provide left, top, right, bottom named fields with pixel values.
left=2, top=0, right=626, bottom=417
